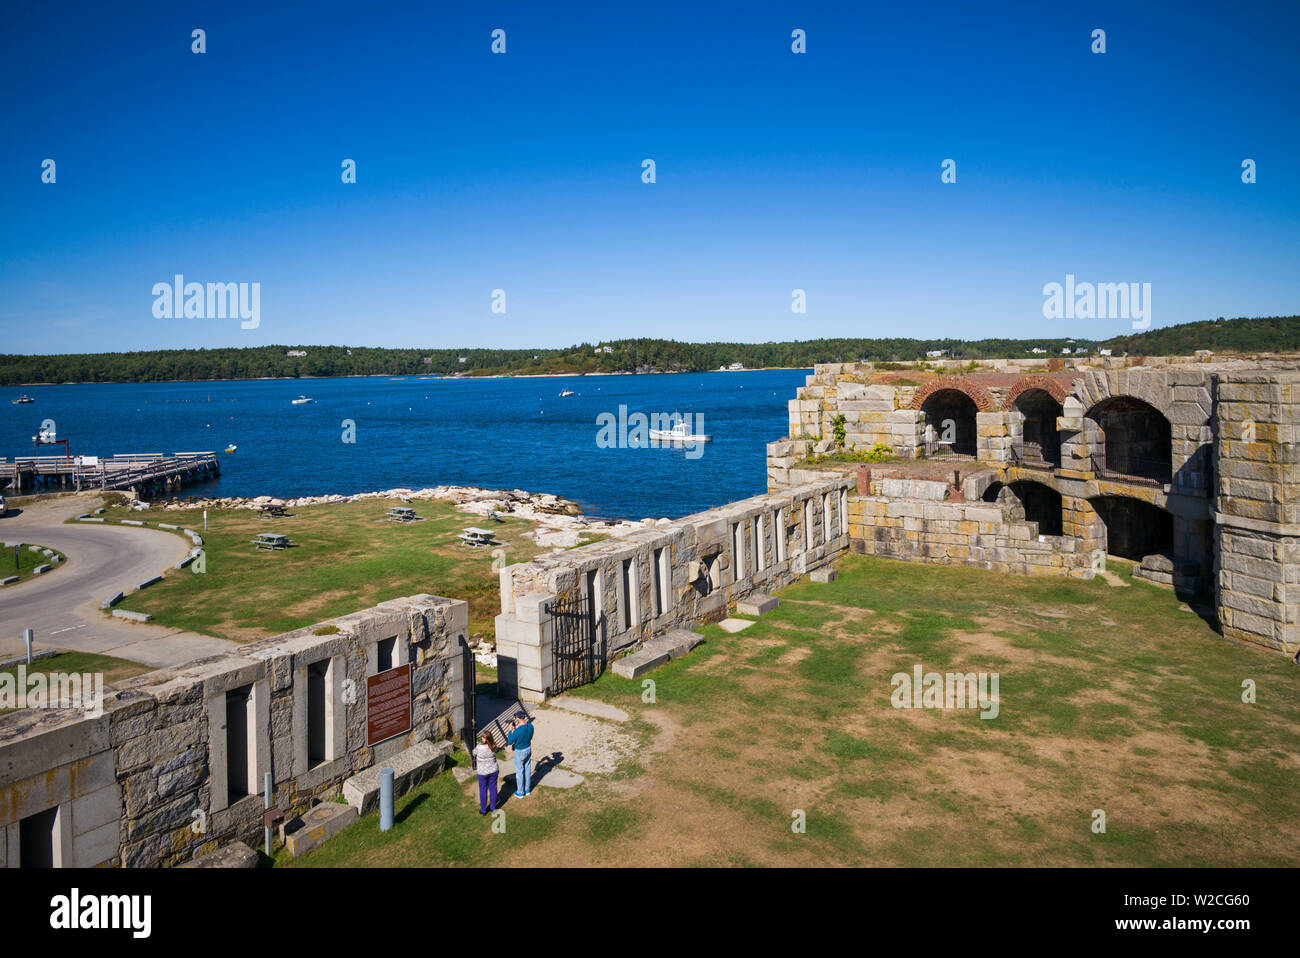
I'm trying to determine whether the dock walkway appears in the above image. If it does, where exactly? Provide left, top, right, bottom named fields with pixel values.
left=0, top=451, right=220, bottom=496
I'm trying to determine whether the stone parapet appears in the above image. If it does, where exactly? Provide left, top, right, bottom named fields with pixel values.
left=0, top=594, right=468, bottom=868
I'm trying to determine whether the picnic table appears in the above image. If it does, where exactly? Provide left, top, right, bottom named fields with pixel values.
left=458, top=527, right=498, bottom=547
left=251, top=533, right=291, bottom=551
left=259, top=504, right=288, bottom=519
left=386, top=506, right=418, bottom=522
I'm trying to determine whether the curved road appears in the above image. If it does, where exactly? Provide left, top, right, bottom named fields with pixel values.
left=0, top=495, right=237, bottom=667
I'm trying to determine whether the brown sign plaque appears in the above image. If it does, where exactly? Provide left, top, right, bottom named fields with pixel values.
left=366, top=663, right=412, bottom=747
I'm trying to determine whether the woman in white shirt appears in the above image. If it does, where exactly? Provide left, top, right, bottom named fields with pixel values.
left=473, top=732, right=500, bottom=815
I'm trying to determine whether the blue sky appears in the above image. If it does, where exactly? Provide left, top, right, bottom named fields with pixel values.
left=2, top=0, right=1298, bottom=353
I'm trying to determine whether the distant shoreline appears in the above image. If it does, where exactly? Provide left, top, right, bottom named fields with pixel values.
left=3, top=367, right=811, bottom=388
left=5, top=317, right=1298, bottom=388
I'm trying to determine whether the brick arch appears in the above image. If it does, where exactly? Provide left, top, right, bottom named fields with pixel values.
left=909, top=376, right=996, bottom=412
left=1002, top=375, right=1069, bottom=410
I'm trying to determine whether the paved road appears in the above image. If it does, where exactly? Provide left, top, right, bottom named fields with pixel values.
left=0, top=495, right=238, bottom=667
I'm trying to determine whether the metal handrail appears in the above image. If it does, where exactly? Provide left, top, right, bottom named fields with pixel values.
left=1089, top=453, right=1169, bottom=484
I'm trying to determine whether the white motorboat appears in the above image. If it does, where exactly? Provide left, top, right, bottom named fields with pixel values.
left=291, top=396, right=314, bottom=405
left=649, top=421, right=711, bottom=444
left=33, top=426, right=57, bottom=444
left=558, top=388, right=575, bottom=397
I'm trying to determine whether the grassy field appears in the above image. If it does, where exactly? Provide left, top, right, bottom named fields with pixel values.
left=0, top=542, right=66, bottom=586
left=282, top=553, right=1300, bottom=867
left=102, top=499, right=555, bottom=642
left=1, top=651, right=152, bottom=714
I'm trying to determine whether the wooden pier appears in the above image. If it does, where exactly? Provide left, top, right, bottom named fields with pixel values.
left=0, top=451, right=220, bottom=496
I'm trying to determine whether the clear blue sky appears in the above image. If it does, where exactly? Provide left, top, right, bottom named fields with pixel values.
left=2, top=0, right=1297, bottom=353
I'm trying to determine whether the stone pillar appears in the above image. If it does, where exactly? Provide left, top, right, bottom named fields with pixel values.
left=767, top=439, right=805, bottom=491
left=976, top=412, right=1014, bottom=463
left=1213, top=372, right=1300, bottom=656
left=1058, top=398, right=1103, bottom=479
left=888, top=409, right=924, bottom=458
left=493, top=593, right=554, bottom=702
left=1062, top=494, right=1105, bottom=568
left=1169, top=368, right=1215, bottom=494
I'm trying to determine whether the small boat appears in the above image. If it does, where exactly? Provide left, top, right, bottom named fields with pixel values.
left=224, top=445, right=238, bottom=453
left=649, top=421, right=712, bottom=444
left=33, top=426, right=57, bottom=444
left=291, top=396, right=315, bottom=405
left=558, top=388, right=575, bottom=397
left=12, top=395, right=34, bottom=404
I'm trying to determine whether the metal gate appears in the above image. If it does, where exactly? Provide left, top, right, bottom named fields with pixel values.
left=460, top=634, right=477, bottom=750
left=548, top=593, right=601, bottom=694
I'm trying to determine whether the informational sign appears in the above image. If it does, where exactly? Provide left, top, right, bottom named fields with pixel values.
left=366, top=663, right=412, bottom=747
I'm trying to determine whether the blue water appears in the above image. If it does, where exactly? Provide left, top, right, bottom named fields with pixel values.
left=1, top=371, right=809, bottom=519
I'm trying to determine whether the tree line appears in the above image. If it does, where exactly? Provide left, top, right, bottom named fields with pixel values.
left=2, top=315, right=1296, bottom=385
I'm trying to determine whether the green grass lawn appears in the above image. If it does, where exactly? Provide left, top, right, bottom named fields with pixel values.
left=281, top=553, right=1300, bottom=867
left=0, top=543, right=66, bottom=586
left=101, top=499, right=546, bottom=642
left=0, top=651, right=151, bottom=714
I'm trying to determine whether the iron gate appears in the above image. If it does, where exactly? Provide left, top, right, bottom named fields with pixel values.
left=460, top=634, right=477, bottom=751
left=548, top=592, right=601, bottom=694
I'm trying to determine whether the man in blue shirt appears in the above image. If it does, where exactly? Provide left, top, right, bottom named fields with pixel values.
left=505, top=711, right=535, bottom=797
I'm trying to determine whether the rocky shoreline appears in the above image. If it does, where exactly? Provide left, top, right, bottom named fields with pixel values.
left=153, top=485, right=668, bottom=549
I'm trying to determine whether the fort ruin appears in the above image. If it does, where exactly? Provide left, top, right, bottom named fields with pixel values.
left=4, top=351, right=1299, bottom=868
left=769, top=355, right=1300, bottom=657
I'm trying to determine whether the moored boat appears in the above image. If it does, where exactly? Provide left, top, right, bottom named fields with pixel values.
left=649, top=421, right=711, bottom=443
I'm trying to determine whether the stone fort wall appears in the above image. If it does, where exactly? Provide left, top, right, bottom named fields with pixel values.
left=0, top=594, right=468, bottom=868
left=769, top=359, right=1300, bottom=658
left=494, top=478, right=854, bottom=700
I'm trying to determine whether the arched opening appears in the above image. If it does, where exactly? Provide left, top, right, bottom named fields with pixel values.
left=1090, top=496, right=1173, bottom=561
left=1014, top=388, right=1062, bottom=466
left=1087, top=397, right=1172, bottom=483
left=920, top=389, right=978, bottom=457
left=981, top=480, right=1062, bottom=535
left=1011, top=481, right=1062, bottom=536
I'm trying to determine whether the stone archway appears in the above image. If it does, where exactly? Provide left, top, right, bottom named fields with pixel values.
left=1010, top=480, right=1063, bottom=536
left=1090, top=495, right=1173, bottom=561
left=1011, top=388, right=1064, bottom=466
left=1003, top=375, right=1070, bottom=409
left=910, top=376, right=996, bottom=413
left=910, top=377, right=994, bottom=458
left=1086, top=396, right=1172, bottom=482
left=918, top=389, right=979, bottom=455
